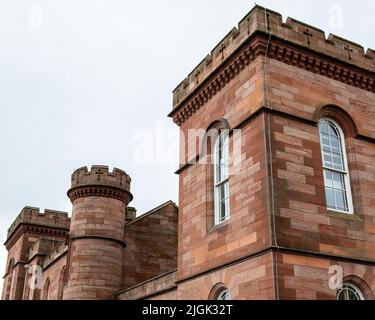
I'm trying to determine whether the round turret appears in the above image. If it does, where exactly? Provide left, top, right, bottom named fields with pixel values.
left=64, top=165, right=132, bottom=300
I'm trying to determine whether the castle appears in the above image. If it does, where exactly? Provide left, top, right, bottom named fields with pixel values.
left=2, top=5, right=375, bottom=300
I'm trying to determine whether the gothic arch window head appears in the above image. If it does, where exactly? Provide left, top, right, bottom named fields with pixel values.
left=4, top=258, right=15, bottom=300
left=6, top=258, right=15, bottom=275
left=200, top=118, right=231, bottom=161
left=318, top=118, right=354, bottom=214
left=57, top=266, right=67, bottom=300
left=217, top=289, right=232, bottom=300
left=209, top=283, right=232, bottom=300
left=43, top=278, right=50, bottom=300
left=213, top=130, right=230, bottom=225
left=337, top=283, right=364, bottom=300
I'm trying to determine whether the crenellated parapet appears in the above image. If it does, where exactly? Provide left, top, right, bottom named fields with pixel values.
left=65, top=165, right=132, bottom=300
left=28, top=238, right=65, bottom=261
left=67, top=165, right=132, bottom=203
left=6, top=207, right=70, bottom=240
left=43, top=241, right=68, bottom=269
left=170, top=5, right=375, bottom=126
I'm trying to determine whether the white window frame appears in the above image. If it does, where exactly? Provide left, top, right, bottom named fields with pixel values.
left=319, top=118, right=354, bottom=214
left=213, top=130, right=230, bottom=225
left=337, top=283, right=365, bottom=300
left=217, top=289, right=232, bottom=300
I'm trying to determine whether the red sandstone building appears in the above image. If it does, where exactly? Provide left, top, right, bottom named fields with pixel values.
left=2, top=6, right=375, bottom=300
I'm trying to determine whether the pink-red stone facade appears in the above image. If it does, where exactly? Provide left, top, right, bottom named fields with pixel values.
left=2, top=5, right=375, bottom=300
left=164, top=5, right=374, bottom=300
left=1, top=166, right=178, bottom=300
left=122, top=202, right=178, bottom=289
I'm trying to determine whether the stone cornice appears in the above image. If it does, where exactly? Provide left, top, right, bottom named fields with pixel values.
left=169, top=32, right=375, bottom=126
left=174, top=106, right=375, bottom=175
left=268, top=35, right=375, bottom=91
left=169, top=33, right=262, bottom=126
left=67, top=184, right=133, bottom=203
left=4, top=223, right=69, bottom=249
left=175, top=246, right=375, bottom=285
left=69, top=234, right=127, bottom=248
left=172, top=5, right=375, bottom=105
left=7, top=206, right=70, bottom=239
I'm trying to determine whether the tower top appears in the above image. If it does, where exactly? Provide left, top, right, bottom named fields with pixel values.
left=170, top=5, right=375, bottom=125
left=68, top=165, right=132, bottom=203
left=5, top=206, right=70, bottom=244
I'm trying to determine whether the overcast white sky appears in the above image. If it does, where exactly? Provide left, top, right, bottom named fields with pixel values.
left=0, top=0, right=374, bottom=296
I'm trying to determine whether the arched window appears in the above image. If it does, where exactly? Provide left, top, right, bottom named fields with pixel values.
left=318, top=119, right=353, bottom=214
left=57, top=266, right=67, bottom=300
left=43, top=278, right=50, bottom=300
left=217, top=289, right=232, bottom=300
left=337, top=283, right=364, bottom=300
left=4, top=259, right=15, bottom=300
left=213, top=130, right=230, bottom=225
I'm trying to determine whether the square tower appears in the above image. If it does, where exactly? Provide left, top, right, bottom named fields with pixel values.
left=169, top=5, right=375, bottom=300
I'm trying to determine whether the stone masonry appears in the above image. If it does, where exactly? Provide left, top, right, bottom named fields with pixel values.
left=2, top=5, right=375, bottom=300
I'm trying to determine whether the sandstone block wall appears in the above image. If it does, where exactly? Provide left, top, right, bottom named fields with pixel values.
left=122, top=201, right=178, bottom=289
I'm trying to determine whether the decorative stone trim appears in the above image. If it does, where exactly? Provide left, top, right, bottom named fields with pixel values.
left=267, top=37, right=375, bottom=92
left=170, top=36, right=260, bottom=126
left=169, top=33, right=375, bottom=126
left=4, top=224, right=69, bottom=249
left=67, top=185, right=133, bottom=203
left=69, top=235, right=127, bottom=248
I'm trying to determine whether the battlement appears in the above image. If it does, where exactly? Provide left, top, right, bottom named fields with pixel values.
left=70, top=165, right=131, bottom=191
left=172, top=5, right=375, bottom=111
left=7, top=207, right=70, bottom=239
left=126, top=207, right=137, bottom=221
left=28, top=238, right=65, bottom=260
left=43, top=241, right=68, bottom=268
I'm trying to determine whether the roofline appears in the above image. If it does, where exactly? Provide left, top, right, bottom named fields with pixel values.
left=126, top=200, right=178, bottom=227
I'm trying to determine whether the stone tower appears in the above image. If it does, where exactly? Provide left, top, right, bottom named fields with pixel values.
left=64, top=165, right=132, bottom=300
left=2, top=207, right=70, bottom=300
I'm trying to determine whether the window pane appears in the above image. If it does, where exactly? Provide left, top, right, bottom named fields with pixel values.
left=220, top=200, right=226, bottom=221
left=319, top=119, right=353, bottom=214
left=222, top=164, right=229, bottom=181
left=328, top=123, right=337, bottom=136
left=324, top=170, right=333, bottom=188
left=325, top=188, right=335, bottom=208
left=214, top=131, right=230, bottom=225
left=218, top=290, right=232, bottom=300
left=216, top=164, right=222, bottom=182
left=214, top=132, right=229, bottom=184
left=323, top=153, right=333, bottom=168
left=332, top=154, right=343, bottom=171
left=218, top=183, right=230, bottom=222
left=319, top=120, right=346, bottom=171
left=337, top=284, right=364, bottom=300
left=225, top=197, right=230, bottom=218
left=321, top=135, right=330, bottom=147
left=335, top=190, right=345, bottom=211
left=219, top=184, right=225, bottom=201
left=331, top=137, right=340, bottom=153
left=224, top=181, right=229, bottom=199
left=332, top=172, right=344, bottom=190
left=320, top=122, right=329, bottom=134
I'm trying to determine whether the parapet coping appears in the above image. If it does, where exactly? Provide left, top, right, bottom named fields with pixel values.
left=116, top=269, right=177, bottom=296
left=171, top=5, right=375, bottom=113
left=6, top=206, right=70, bottom=239
left=125, top=200, right=178, bottom=227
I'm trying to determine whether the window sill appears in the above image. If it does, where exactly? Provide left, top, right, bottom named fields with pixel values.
left=327, top=210, right=363, bottom=222
left=208, top=219, right=231, bottom=234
